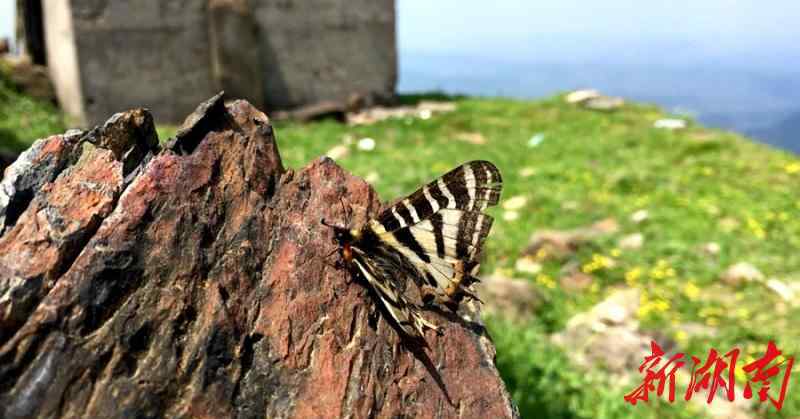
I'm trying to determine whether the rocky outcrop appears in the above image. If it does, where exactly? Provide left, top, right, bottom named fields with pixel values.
left=0, top=94, right=517, bottom=418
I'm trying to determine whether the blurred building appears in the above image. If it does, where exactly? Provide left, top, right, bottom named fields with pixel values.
left=29, top=0, right=396, bottom=126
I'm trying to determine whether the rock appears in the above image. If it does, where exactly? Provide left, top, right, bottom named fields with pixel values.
left=0, top=150, right=20, bottom=175
left=582, top=96, right=624, bottom=111
left=618, top=233, right=644, bottom=250
left=527, top=133, right=545, bottom=147
left=417, top=101, right=457, bottom=113
left=552, top=288, right=648, bottom=377
left=765, top=278, right=796, bottom=302
left=719, top=217, right=740, bottom=232
left=502, top=211, right=520, bottom=221
left=477, top=274, right=542, bottom=323
left=514, top=257, right=542, bottom=275
left=559, top=276, right=592, bottom=295
left=559, top=271, right=593, bottom=293
left=271, top=100, right=347, bottom=123
left=454, top=132, right=487, bottom=145
left=1, top=55, right=57, bottom=103
left=720, top=262, right=764, bottom=286
left=653, top=118, right=687, bottom=130
left=630, top=209, right=649, bottom=224
left=0, top=95, right=517, bottom=419
left=553, top=288, right=755, bottom=419
left=357, top=137, right=376, bottom=151
left=502, top=195, right=527, bottom=210
left=522, top=218, right=619, bottom=261
left=324, top=144, right=349, bottom=160
left=564, top=89, right=600, bottom=104
left=346, top=101, right=456, bottom=125
left=0, top=128, right=85, bottom=234
left=700, top=242, right=721, bottom=256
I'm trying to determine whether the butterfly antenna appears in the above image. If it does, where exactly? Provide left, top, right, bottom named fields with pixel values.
left=338, top=196, right=352, bottom=226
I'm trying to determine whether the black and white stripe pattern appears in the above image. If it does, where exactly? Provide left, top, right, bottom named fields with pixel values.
left=344, top=161, right=502, bottom=340
left=375, top=160, right=501, bottom=234
left=369, top=161, right=501, bottom=304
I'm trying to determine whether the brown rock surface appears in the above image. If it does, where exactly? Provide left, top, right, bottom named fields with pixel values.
left=0, top=94, right=517, bottom=418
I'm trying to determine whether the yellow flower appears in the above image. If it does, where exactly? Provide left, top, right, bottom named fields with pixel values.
left=535, top=274, right=556, bottom=289
left=582, top=253, right=614, bottom=273
left=785, top=162, right=800, bottom=174
left=675, top=330, right=689, bottom=344
left=746, top=217, right=766, bottom=239
left=610, top=248, right=621, bottom=257
left=702, top=167, right=714, bottom=176
left=535, top=247, right=549, bottom=260
left=683, top=281, right=701, bottom=301
left=625, top=267, right=642, bottom=285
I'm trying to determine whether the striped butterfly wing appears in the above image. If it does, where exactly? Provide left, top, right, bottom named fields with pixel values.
left=368, top=160, right=502, bottom=306
left=350, top=247, right=439, bottom=338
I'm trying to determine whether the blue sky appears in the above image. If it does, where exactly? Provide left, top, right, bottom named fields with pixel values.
left=397, top=1, right=799, bottom=66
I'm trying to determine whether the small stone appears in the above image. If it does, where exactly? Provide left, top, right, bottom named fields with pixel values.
left=527, top=133, right=545, bottom=147
left=565, top=89, right=600, bottom=104
left=721, top=262, right=764, bottom=286
left=502, top=195, right=527, bottom=210
left=502, top=211, right=519, bottom=221
left=561, top=201, right=579, bottom=210
left=477, top=274, right=543, bottom=322
left=357, top=137, right=376, bottom=151
left=618, top=233, right=644, bottom=250
left=454, top=132, right=487, bottom=145
left=364, top=171, right=380, bottom=183
left=560, top=272, right=593, bottom=292
left=654, top=118, right=687, bottom=130
left=765, top=279, right=795, bottom=302
left=519, top=167, right=536, bottom=177
left=631, top=209, right=649, bottom=224
left=701, top=242, right=721, bottom=256
left=719, top=217, right=740, bottom=232
left=514, top=257, right=542, bottom=274
left=583, top=96, right=624, bottom=111
left=417, top=101, right=456, bottom=113
left=324, top=144, right=349, bottom=160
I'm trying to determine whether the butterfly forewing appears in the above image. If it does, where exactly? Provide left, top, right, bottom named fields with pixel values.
left=345, top=160, right=502, bottom=340
left=373, top=160, right=501, bottom=233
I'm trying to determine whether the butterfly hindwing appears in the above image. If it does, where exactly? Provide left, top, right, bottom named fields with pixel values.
left=351, top=248, right=439, bottom=338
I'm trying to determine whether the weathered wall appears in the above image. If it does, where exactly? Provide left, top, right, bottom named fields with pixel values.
left=252, top=0, right=397, bottom=110
left=65, top=1, right=218, bottom=126
left=41, top=0, right=397, bottom=126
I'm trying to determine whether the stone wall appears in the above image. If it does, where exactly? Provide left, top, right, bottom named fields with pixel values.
left=42, top=0, right=396, bottom=126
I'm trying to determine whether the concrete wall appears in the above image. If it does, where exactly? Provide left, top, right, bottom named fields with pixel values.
left=253, top=0, right=396, bottom=110
left=42, top=0, right=397, bottom=127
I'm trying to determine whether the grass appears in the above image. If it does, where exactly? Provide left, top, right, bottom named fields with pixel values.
left=8, top=89, right=800, bottom=418
left=0, top=62, right=65, bottom=153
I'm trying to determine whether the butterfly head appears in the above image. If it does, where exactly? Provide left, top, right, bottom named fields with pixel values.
left=321, top=218, right=362, bottom=264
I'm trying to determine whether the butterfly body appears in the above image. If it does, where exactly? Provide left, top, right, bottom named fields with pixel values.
left=324, top=161, right=502, bottom=340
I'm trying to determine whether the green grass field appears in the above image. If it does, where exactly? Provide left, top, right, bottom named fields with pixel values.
left=3, top=74, right=798, bottom=418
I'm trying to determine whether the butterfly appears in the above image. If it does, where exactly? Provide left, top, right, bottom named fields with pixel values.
left=322, top=160, right=502, bottom=340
